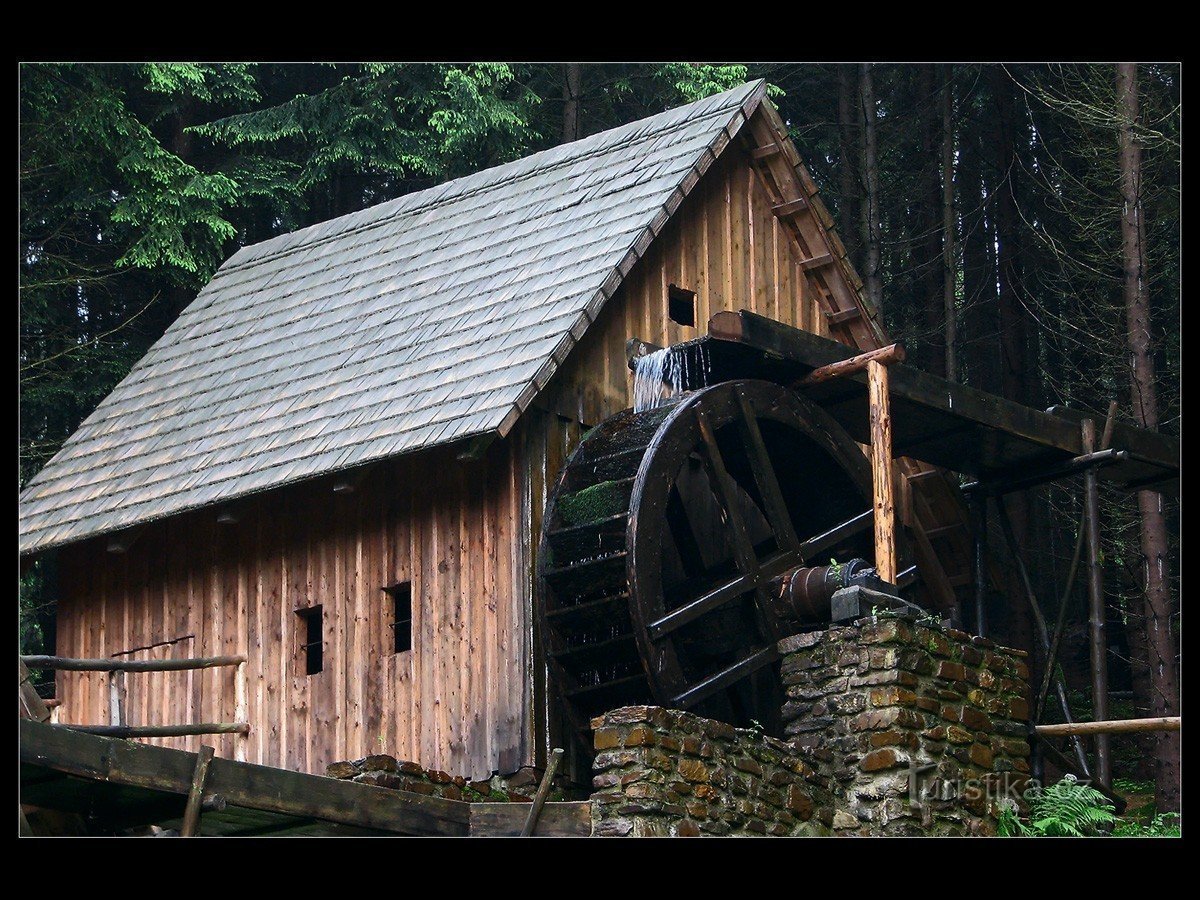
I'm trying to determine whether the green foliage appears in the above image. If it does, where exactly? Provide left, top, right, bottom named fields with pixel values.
left=656, top=64, right=784, bottom=104
left=193, top=64, right=538, bottom=198
left=1001, top=775, right=1119, bottom=836
left=1113, top=813, right=1181, bottom=837
left=1113, top=777, right=1154, bottom=794
left=996, top=799, right=1025, bottom=836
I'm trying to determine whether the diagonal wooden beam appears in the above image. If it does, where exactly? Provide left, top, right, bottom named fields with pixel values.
left=733, top=389, right=801, bottom=551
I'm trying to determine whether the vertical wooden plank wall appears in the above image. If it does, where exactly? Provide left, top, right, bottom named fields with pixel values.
left=53, top=436, right=530, bottom=781
left=537, top=145, right=831, bottom=429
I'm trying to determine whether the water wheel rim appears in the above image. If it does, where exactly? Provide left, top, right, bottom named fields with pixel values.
left=626, top=379, right=874, bottom=710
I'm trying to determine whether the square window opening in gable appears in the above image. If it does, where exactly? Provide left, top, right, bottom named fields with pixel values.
left=668, top=284, right=697, bottom=328
left=296, top=605, right=324, bottom=675
left=384, top=582, right=413, bottom=654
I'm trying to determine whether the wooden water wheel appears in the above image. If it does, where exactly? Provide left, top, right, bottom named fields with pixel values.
left=538, top=379, right=885, bottom=754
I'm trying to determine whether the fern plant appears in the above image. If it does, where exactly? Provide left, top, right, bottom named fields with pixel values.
left=1000, top=775, right=1119, bottom=836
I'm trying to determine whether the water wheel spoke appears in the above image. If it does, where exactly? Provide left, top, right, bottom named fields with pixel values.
left=655, top=547, right=801, bottom=641
left=696, top=404, right=787, bottom=641
left=734, top=388, right=801, bottom=551
left=671, top=645, right=780, bottom=709
left=648, top=572, right=756, bottom=640
left=798, top=510, right=873, bottom=562
left=665, top=485, right=706, bottom=579
left=694, top=406, right=760, bottom=576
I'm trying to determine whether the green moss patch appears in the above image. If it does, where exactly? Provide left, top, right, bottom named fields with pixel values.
left=557, top=480, right=628, bottom=527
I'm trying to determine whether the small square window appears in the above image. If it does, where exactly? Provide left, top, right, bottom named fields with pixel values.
left=668, top=284, right=697, bottom=328
left=384, top=582, right=413, bottom=654
left=296, top=605, right=323, bottom=675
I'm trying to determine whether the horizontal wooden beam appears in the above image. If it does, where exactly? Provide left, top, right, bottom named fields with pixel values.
left=798, top=252, right=834, bottom=271
left=797, top=343, right=906, bottom=387
left=1046, top=404, right=1178, bottom=475
left=62, top=723, right=250, bottom=739
left=21, top=655, right=246, bottom=673
left=751, top=143, right=781, bottom=160
left=20, top=719, right=470, bottom=835
left=771, top=197, right=809, bottom=218
left=709, top=310, right=1085, bottom=467
left=1034, top=717, right=1180, bottom=737
left=824, top=307, right=862, bottom=325
left=961, top=450, right=1129, bottom=497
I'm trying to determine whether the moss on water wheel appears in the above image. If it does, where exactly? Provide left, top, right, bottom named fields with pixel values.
left=555, top=480, right=628, bottom=527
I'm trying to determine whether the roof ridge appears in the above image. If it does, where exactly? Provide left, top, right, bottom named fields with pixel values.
left=217, top=82, right=763, bottom=278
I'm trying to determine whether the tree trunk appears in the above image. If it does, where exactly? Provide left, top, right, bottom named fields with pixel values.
left=957, top=77, right=998, bottom=394
left=985, top=66, right=1036, bottom=658
left=942, top=65, right=957, bottom=382
left=988, top=67, right=1027, bottom=407
left=837, top=65, right=862, bottom=272
left=1117, top=62, right=1179, bottom=813
left=858, top=64, right=883, bottom=315
left=919, top=65, right=946, bottom=377
left=562, top=64, right=582, bottom=144
left=1123, top=606, right=1157, bottom=781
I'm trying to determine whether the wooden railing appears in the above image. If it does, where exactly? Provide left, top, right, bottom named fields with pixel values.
left=21, top=654, right=249, bottom=761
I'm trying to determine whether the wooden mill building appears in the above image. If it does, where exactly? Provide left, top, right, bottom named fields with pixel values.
left=19, top=82, right=974, bottom=781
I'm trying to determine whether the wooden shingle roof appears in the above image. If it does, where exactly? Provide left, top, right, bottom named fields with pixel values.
left=20, top=81, right=768, bottom=554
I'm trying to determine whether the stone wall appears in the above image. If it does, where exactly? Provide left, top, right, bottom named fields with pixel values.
left=326, top=755, right=554, bottom=802
left=589, top=706, right=832, bottom=836
left=779, top=613, right=1032, bottom=835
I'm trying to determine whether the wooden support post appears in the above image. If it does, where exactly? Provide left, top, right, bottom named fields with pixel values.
left=108, top=670, right=127, bottom=727
left=521, top=747, right=564, bottom=836
left=868, top=359, right=896, bottom=584
left=234, top=661, right=248, bottom=763
left=1037, top=508, right=1086, bottom=724
left=972, top=497, right=989, bottom=638
left=1081, top=419, right=1112, bottom=786
left=180, top=744, right=215, bottom=837
left=996, top=497, right=1091, bottom=776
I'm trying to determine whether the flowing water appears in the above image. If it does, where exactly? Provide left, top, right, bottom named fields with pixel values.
left=632, top=344, right=712, bottom=413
